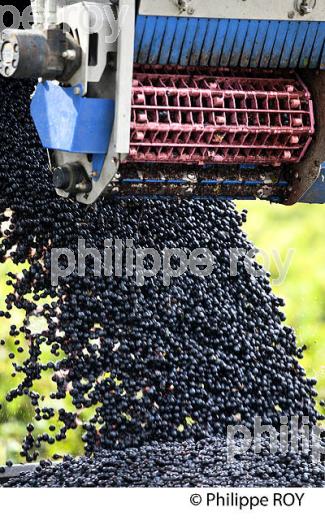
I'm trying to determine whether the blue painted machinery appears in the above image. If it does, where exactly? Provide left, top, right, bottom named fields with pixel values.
left=1, top=0, right=325, bottom=204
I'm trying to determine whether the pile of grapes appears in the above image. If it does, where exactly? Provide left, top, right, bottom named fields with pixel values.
left=0, top=78, right=323, bottom=487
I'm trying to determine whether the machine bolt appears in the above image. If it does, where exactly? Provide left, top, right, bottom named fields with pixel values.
left=62, top=49, right=77, bottom=61
left=299, top=1, right=312, bottom=15
left=288, top=11, right=295, bottom=18
left=176, top=0, right=194, bottom=14
left=295, top=0, right=316, bottom=16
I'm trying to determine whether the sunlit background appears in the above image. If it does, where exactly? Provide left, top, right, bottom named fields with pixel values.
left=0, top=201, right=324, bottom=463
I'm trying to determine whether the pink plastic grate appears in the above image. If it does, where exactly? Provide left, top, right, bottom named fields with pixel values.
left=126, top=69, right=315, bottom=166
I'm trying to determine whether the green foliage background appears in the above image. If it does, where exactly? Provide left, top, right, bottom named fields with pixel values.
left=237, top=201, right=325, bottom=406
left=0, top=201, right=324, bottom=464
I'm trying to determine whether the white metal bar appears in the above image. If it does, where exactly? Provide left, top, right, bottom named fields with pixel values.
left=31, top=0, right=46, bottom=29
left=45, top=0, right=57, bottom=28
left=139, top=0, right=325, bottom=22
left=114, top=0, right=135, bottom=154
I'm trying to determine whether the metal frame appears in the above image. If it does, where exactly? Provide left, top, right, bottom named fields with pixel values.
left=56, top=3, right=90, bottom=94
left=28, top=0, right=325, bottom=205
left=77, top=0, right=136, bottom=204
left=139, top=0, right=325, bottom=22
left=285, top=71, right=325, bottom=204
left=114, top=0, right=136, bottom=155
left=56, top=2, right=116, bottom=95
left=77, top=137, right=119, bottom=204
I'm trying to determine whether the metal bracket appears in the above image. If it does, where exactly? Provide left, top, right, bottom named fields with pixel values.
left=56, top=3, right=90, bottom=94
left=300, top=166, right=325, bottom=203
left=285, top=71, right=325, bottom=205
left=57, top=2, right=117, bottom=95
left=76, top=138, right=119, bottom=204
left=77, top=0, right=136, bottom=203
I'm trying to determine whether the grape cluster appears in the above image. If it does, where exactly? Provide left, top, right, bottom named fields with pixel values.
left=0, top=78, right=323, bottom=487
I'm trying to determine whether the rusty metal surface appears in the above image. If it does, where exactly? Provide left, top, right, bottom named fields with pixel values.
left=285, top=71, right=325, bottom=204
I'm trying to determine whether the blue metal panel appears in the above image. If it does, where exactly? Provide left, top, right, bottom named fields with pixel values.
left=31, top=82, right=115, bottom=154
left=220, top=19, right=239, bottom=67
left=169, top=17, right=188, bottom=65
left=289, top=23, right=309, bottom=68
left=260, top=21, right=280, bottom=68
left=230, top=20, right=249, bottom=67
left=135, top=16, right=325, bottom=69
left=279, top=21, right=299, bottom=68
left=180, top=18, right=199, bottom=66
left=320, top=35, right=325, bottom=69
left=240, top=20, right=259, bottom=67
left=138, top=16, right=158, bottom=64
left=92, top=154, right=106, bottom=178
left=200, top=20, right=219, bottom=66
left=249, top=21, right=269, bottom=67
left=309, top=23, right=325, bottom=69
left=300, top=166, right=325, bottom=203
left=148, top=17, right=168, bottom=64
left=160, top=17, right=179, bottom=64
left=210, top=19, right=229, bottom=66
left=269, top=21, right=289, bottom=68
left=299, top=22, right=318, bottom=68
left=189, top=18, right=209, bottom=66
left=134, top=15, right=146, bottom=62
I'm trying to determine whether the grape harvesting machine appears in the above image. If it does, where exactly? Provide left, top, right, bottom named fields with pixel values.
left=1, top=0, right=325, bottom=204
